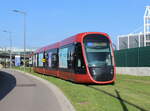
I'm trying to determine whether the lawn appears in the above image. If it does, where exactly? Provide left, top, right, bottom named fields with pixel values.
left=15, top=67, right=150, bottom=111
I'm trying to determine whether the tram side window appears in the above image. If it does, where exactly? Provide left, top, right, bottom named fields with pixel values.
left=38, top=53, right=44, bottom=67
left=47, top=49, right=58, bottom=69
left=44, top=52, right=48, bottom=68
left=51, top=50, right=58, bottom=69
left=36, top=53, right=39, bottom=67
left=75, top=43, right=86, bottom=74
left=35, top=54, right=37, bottom=67
left=59, top=48, right=68, bottom=69
left=67, top=44, right=75, bottom=72
left=33, top=54, right=37, bottom=67
left=59, top=44, right=75, bottom=72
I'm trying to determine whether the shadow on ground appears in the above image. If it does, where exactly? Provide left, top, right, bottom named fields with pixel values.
left=85, top=85, right=148, bottom=111
left=0, top=71, right=16, bottom=100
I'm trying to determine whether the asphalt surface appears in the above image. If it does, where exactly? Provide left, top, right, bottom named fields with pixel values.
left=0, top=69, right=63, bottom=111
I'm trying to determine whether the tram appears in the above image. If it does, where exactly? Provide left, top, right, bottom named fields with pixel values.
left=33, top=32, right=116, bottom=84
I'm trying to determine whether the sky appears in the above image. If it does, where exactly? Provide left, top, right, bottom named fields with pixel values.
left=0, top=0, right=149, bottom=49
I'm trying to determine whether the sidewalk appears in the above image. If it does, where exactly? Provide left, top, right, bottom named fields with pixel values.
left=13, top=69, right=76, bottom=111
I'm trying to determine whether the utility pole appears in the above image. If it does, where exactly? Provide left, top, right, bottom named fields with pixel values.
left=13, top=10, right=27, bottom=71
left=3, top=30, right=12, bottom=68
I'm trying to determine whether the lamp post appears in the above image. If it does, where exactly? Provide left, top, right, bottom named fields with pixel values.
left=112, top=43, right=117, bottom=50
left=122, top=41, right=128, bottom=67
left=13, top=10, right=26, bottom=71
left=3, top=30, right=12, bottom=68
left=135, top=39, right=140, bottom=66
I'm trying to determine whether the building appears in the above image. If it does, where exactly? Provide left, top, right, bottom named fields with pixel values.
left=118, top=6, right=150, bottom=50
left=0, top=47, right=36, bottom=67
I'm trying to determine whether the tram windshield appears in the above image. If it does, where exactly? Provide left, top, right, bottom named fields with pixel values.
left=84, top=34, right=113, bottom=67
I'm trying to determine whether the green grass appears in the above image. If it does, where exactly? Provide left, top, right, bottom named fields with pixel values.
left=14, top=67, right=150, bottom=111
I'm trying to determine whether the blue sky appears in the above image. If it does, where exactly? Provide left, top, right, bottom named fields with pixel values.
left=0, top=0, right=149, bottom=49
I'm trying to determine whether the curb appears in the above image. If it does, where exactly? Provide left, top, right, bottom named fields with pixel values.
left=13, top=69, right=76, bottom=111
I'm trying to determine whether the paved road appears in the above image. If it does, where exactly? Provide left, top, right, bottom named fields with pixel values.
left=0, top=69, right=62, bottom=111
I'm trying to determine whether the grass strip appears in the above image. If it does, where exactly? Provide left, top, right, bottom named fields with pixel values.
left=14, top=67, right=150, bottom=111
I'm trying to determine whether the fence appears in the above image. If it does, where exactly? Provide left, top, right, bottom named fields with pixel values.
left=114, top=46, right=150, bottom=67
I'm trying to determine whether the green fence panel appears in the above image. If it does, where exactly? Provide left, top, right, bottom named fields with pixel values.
left=114, top=46, right=150, bottom=67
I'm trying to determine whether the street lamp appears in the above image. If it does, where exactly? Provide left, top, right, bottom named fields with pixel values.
left=112, top=43, right=117, bottom=50
left=3, top=30, right=12, bottom=68
left=13, top=10, right=26, bottom=71
left=122, top=41, right=128, bottom=67
left=134, top=39, right=140, bottom=66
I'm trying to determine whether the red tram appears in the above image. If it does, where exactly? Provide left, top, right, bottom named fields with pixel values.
left=33, top=32, right=116, bottom=84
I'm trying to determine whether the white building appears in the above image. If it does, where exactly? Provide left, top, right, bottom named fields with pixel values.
left=118, top=6, right=150, bottom=50
left=0, top=47, right=35, bottom=54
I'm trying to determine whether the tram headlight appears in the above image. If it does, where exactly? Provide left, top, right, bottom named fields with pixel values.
left=110, top=68, right=114, bottom=75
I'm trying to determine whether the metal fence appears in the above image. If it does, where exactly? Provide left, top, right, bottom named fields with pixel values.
left=114, top=46, right=150, bottom=67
